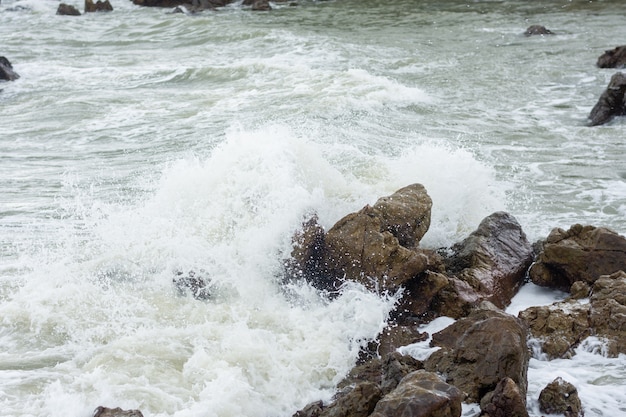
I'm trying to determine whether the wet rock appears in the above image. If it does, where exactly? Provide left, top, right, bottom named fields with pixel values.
left=369, top=370, right=463, bottom=417
left=518, top=300, right=590, bottom=359
left=433, top=212, right=533, bottom=318
left=0, top=56, right=20, bottom=81
left=293, top=401, right=324, bottom=417
left=425, top=308, right=530, bottom=403
left=529, top=224, right=626, bottom=290
left=524, top=25, right=554, bottom=36
left=375, top=324, right=428, bottom=359
left=132, top=0, right=231, bottom=8
left=538, top=377, right=584, bottom=417
left=520, top=270, right=626, bottom=358
left=85, top=0, right=113, bottom=12
left=597, top=45, right=626, bottom=68
left=286, top=184, right=440, bottom=295
left=480, top=377, right=529, bottom=417
left=56, top=3, right=81, bottom=15
left=93, top=407, right=144, bottom=417
left=587, top=72, right=626, bottom=126
left=321, top=381, right=382, bottom=417
left=173, top=270, right=212, bottom=300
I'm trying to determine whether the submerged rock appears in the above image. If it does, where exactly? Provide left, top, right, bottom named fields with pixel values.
left=132, top=0, right=231, bottom=8
left=587, top=72, right=626, bottom=126
left=524, top=25, right=554, bottom=36
left=538, top=377, right=584, bottom=417
left=173, top=270, right=212, bottom=300
left=85, top=0, right=113, bottom=12
left=597, top=45, right=626, bottom=68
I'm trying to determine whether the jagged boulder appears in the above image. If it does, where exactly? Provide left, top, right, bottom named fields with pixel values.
left=597, top=45, right=626, bottom=68
left=588, top=72, right=626, bottom=126
left=529, top=224, right=626, bottom=290
left=56, top=3, right=81, bottom=15
left=369, top=370, right=463, bottom=417
left=538, top=377, right=584, bottom=417
left=520, top=270, right=626, bottom=358
left=0, top=56, right=20, bottom=81
left=425, top=308, right=530, bottom=403
left=286, top=184, right=440, bottom=295
left=524, top=25, right=553, bottom=36
left=431, top=212, right=533, bottom=318
left=480, top=377, right=529, bottom=417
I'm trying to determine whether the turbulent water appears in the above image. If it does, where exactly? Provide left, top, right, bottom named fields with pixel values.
left=1, top=0, right=625, bottom=416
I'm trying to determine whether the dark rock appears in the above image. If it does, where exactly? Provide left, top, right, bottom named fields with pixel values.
left=480, top=377, right=529, bottom=417
left=85, top=0, right=113, bottom=12
left=321, top=381, right=382, bottom=417
left=433, top=212, right=533, bottom=318
left=538, top=377, right=584, bottom=417
left=524, top=25, right=553, bottom=36
left=93, top=407, right=144, bottom=417
left=519, top=270, right=626, bottom=358
left=597, top=45, right=626, bottom=69
left=173, top=270, right=212, bottom=300
left=425, top=308, right=530, bottom=403
left=375, top=325, right=428, bottom=359
left=251, top=0, right=271, bottom=10
left=529, top=224, right=626, bottom=290
left=293, top=401, right=324, bottom=417
left=588, top=72, right=626, bottom=126
left=56, top=3, right=81, bottom=15
left=369, top=370, right=463, bottom=417
left=133, top=0, right=231, bottom=8
left=0, top=56, right=20, bottom=81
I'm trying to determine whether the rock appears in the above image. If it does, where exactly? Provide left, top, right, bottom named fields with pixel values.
left=529, top=224, right=626, bottom=290
left=518, top=300, right=590, bottom=359
left=425, top=308, right=530, bottom=403
left=519, top=270, right=626, bottom=358
left=587, top=72, right=626, bottom=126
left=321, top=382, right=382, bottom=417
left=56, top=3, right=81, bottom=15
left=375, top=325, right=428, bottom=359
left=480, top=377, right=528, bottom=417
left=524, top=25, right=554, bottom=36
left=0, top=56, right=20, bottom=81
left=433, top=212, right=533, bottom=318
left=251, top=0, right=271, bottom=10
left=173, top=270, right=212, bottom=300
left=538, top=377, right=584, bottom=417
left=287, top=184, right=440, bottom=295
left=85, top=0, right=113, bottom=12
left=93, top=407, right=144, bottom=417
left=293, top=401, right=324, bottom=417
left=369, top=370, right=463, bottom=417
left=597, top=45, right=626, bottom=69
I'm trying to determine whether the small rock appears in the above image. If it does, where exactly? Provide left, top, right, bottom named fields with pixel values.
left=56, top=3, right=81, bottom=15
left=538, top=377, right=584, bottom=417
left=524, top=25, right=553, bottom=36
left=93, top=407, right=144, bottom=417
left=597, top=45, right=626, bottom=69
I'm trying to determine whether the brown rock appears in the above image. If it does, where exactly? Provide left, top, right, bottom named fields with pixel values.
left=434, top=212, right=533, bottom=318
left=588, top=270, right=626, bottom=356
left=56, top=3, right=81, bottom=15
left=529, top=224, right=626, bottom=290
left=538, top=377, right=584, bottom=417
left=85, top=0, right=113, bottom=12
left=369, top=370, right=462, bottom=417
left=480, top=377, right=529, bottom=417
left=375, top=324, right=428, bottom=359
left=321, top=382, right=382, bottom=417
left=425, top=308, right=530, bottom=403
left=587, top=72, right=626, bottom=126
left=597, top=45, right=626, bottom=68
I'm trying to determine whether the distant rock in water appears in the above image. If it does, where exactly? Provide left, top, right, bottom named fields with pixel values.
left=588, top=72, right=626, bottom=126
left=243, top=0, right=271, bottom=11
left=0, top=56, right=20, bottom=81
left=132, top=0, right=231, bottom=8
left=57, top=3, right=81, bottom=15
left=597, top=45, right=626, bottom=68
left=524, top=25, right=554, bottom=36
left=85, top=0, right=113, bottom=12
left=93, top=407, right=144, bottom=417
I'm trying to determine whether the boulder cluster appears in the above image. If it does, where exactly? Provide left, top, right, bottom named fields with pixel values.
left=285, top=184, right=626, bottom=417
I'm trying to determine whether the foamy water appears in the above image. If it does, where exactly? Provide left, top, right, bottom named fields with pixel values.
left=1, top=0, right=625, bottom=415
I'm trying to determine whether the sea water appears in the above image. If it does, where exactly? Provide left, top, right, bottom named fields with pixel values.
left=1, top=0, right=625, bottom=416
